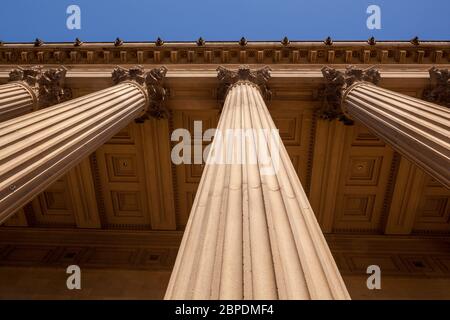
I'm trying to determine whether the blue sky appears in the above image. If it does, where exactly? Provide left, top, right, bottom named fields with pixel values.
left=0, top=0, right=449, bottom=42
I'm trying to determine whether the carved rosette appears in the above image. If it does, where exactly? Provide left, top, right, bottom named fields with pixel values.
left=423, top=67, right=450, bottom=108
left=217, top=65, right=271, bottom=106
left=8, top=66, right=71, bottom=109
left=112, top=65, right=169, bottom=120
left=319, top=66, right=381, bottom=125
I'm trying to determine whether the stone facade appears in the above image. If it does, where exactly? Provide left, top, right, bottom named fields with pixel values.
left=0, top=40, right=449, bottom=300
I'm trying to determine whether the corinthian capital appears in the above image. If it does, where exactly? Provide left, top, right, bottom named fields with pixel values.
left=112, top=65, right=169, bottom=120
left=9, top=66, right=71, bottom=108
left=423, top=67, right=450, bottom=108
left=319, top=65, right=380, bottom=124
left=216, top=65, right=272, bottom=104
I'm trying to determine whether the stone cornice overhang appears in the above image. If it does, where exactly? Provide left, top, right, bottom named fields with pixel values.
left=0, top=41, right=449, bottom=106
left=0, top=40, right=449, bottom=65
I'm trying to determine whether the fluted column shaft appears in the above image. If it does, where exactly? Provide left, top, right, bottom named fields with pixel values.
left=0, top=81, right=147, bottom=223
left=0, top=82, right=36, bottom=122
left=165, top=67, right=350, bottom=300
left=343, top=82, right=450, bottom=187
left=0, top=66, right=70, bottom=122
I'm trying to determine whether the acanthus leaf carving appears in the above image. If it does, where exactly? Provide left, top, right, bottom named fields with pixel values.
left=8, top=65, right=71, bottom=108
left=217, top=65, right=271, bottom=106
left=112, top=65, right=147, bottom=86
left=319, top=65, right=381, bottom=125
left=111, top=65, right=169, bottom=120
left=143, top=66, right=169, bottom=120
left=423, top=67, right=450, bottom=108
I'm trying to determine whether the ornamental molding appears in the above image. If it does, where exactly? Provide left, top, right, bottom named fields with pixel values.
left=112, top=65, right=169, bottom=120
left=319, top=65, right=381, bottom=124
left=423, top=67, right=450, bottom=107
left=0, top=41, right=447, bottom=65
left=8, top=65, right=71, bottom=108
left=216, top=65, right=271, bottom=104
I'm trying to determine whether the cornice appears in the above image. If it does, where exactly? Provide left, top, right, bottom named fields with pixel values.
left=0, top=41, right=448, bottom=66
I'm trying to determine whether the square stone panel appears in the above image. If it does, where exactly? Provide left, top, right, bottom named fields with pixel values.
left=271, top=113, right=302, bottom=146
left=111, top=191, right=143, bottom=217
left=345, top=156, right=383, bottom=186
left=107, top=125, right=135, bottom=144
left=39, top=178, right=71, bottom=215
left=339, top=194, right=375, bottom=222
left=416, top=197, right=449, bottom=223
left=32, top=177, right=76, bottom=226
left=351, top=126, right=385, bottom=147
left=105, top=154, right=138, bottom=182
left=43, top=191, right=68, bottom=211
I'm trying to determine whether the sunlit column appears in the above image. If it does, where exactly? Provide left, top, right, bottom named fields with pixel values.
left=321, top=66, right=450, bottom=188
left=165, top=66, right=350, bottom=300
left=0, top=66, right=70, bottom=122
left=0, top=66, right=168, bottom=224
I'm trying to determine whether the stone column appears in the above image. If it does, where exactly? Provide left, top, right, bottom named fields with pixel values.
left=0, top=66, right=167, bottom=224
left=0, top=66, right=70, bottom=122
left=321, top=66, right=450, bottom=188
left=165, top=66, right=350, bottom=300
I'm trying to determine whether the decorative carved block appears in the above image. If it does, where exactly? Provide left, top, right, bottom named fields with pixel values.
left=319, top=65, right=380, bottom=124
left=107, top=125, right=135, bottom=145
left=8, top=66, right=71, bottom=108
left=351, top=126, right=385, bottom=147
left=271, top=113, right=302, bottom=146
left=417, top=197, right=449, bottom=222
left=111, top=191, right=143, bottom=216
left=423, top=67, right=450, bottom=107
left=216, top=65, right=271, bottom=105
left=43, top=191, right=68, bottom=210
left=31, top=178, right=76, bottom=227
left=105, top=154, right=138, bottom=182
left=346, top=156, right=383, bottom=186
left=413, top=175, right=450, bottom=233
left=339, top=195, right=375, bottom=222
left=112, top=65, right=169, bottom=119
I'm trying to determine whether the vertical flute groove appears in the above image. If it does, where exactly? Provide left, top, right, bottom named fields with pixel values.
left=165, top=81, right=350, bottom=300
left=344, top=82, right=450, bottom=188
left=0, top=83, right=35, bottom=122
left=0, top=82, right=147, bottom=224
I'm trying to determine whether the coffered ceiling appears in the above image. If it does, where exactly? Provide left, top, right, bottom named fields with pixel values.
left=0, top=41, right=449, bottom=273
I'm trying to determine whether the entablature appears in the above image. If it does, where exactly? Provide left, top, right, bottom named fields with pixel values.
left=0, top=40, right=449, bottom=66
left=1, top=64, right=446, bottom=112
